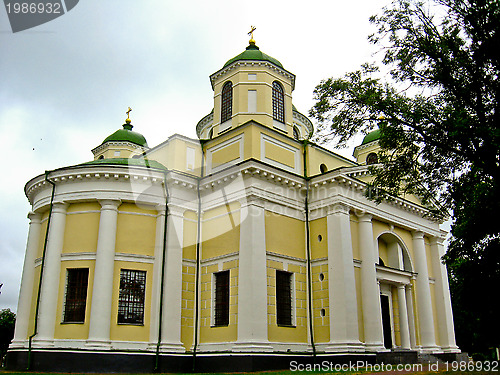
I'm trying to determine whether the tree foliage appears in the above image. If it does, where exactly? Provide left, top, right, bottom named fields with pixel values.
left=310, top=0, right=499, bottom=357
left=0, top=308, right=16, bottom=362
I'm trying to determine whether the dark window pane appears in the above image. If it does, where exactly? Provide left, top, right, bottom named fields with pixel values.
left=221, top=81, right=233, bottom=123
left=214, top=270, right=230, bottom=326
left=366, top=152, right=378, bottom=165
left=118, top=269, right=146, bottom=325
left=63, top=268, right=89, bottom=323
left=276, top=270, right=292, bottom=326
left=272, top=81, right=285, bottom=123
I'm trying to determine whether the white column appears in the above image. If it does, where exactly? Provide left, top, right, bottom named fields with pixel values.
left=35, top=202, right=68, bottom=346
left=159, top=205, right=184, bottom=352
left=87, top=199, right=121, bottom=348
left=430, top=237, right=460, bottom=352
left=327, top=204, right=362, bottom=351
left=406, top=283, right=417, bottom=349
left=235, top=198, right=271, bottom=351
left=412, top=231, right=438, bottom=351
left=397, top=284, right=411, bottom=349
left=149, top=205, right=166, bottom=347
left=11, top=212, right=42, bottom=347
left=358, top=214, right=385, bottom=351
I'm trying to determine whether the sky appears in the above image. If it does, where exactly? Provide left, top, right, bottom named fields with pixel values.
left=0, top=0, right=400, bottom=312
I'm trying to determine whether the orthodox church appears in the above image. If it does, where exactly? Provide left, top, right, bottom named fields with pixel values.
left=7, top=34, right=462, bottom=372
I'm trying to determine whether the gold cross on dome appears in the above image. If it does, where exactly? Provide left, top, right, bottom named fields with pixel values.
left=248, top=25, right=256, bottom=39
left=126, top=107, right=132, bottom=120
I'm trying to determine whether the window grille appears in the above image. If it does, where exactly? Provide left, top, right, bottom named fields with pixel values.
left=118, top=269, right=146, bottom=325
left=276, top=270, right=293, bottom=326
left=272, top=81, right=285, bottom=123
left=214, top=270, right=230, bottom=326
left=221, top=81, right=233, bottom=123
left=63, top=268, right=89, bottom=323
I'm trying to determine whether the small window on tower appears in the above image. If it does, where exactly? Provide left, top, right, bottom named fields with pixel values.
left=276, top=270, right=293, bottom=326
left=366, top=152, right=378, bottom=165
left=221, top=81, right=233, bottom=124
left=272, top=81, right=285, bottom=123
left=213, top=270, right=230, bottom=327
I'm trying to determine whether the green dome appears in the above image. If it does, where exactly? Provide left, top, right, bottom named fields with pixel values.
left=223, top=43, right=283, bottom=69
left=82, top=157, right=165, bottom=169
left=362, top=129, right=381, bottom=145
left=103, top=122, right=148, bottom=147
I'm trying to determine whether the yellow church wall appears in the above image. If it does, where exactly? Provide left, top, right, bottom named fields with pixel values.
left=54, top=260, right=95, bottom=340
left=310, top=218, right=328, bottom=260
left=393, top=227, right=415, bottom=266
left=350, top=215, right=360, bottom=260
left=211, top=140, right=240, bottom=168
left=425, top=238, right=435, bottom=278
left=144, top=136, right=202, bottom=175
left=115, top=204, right=156, bottom=256
left=264, top=139, right=295, bottom=168
left=109, top=261, right=153, bottom=342
left=201, top=203, right=240, bottom=260
left=354, top=267, right=364, bottom=342
left=265, top=211, right=305, bottom=259
left=410, top=278, right=421, bottom=347
left=392, top=286, right=401, bottom=347
left=378, top=238, right=388, bottom=265
left=63, top=209, right=100, bottom=254
left=430, top=283, right=440, bottom=347
left=267, top=260, right=308, bottom=343
left=306, top=145, right=356, bottom=176
left=311, top=263, right=329, bottom=342
left=181, top=263, right=196, bottom=351
left=183, top=212, right=198, bottom=261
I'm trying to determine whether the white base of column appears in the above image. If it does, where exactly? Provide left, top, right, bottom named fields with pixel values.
left=32, top=338, right=55, bottom=348
left=419, top=345, right=442, bottom=353
left=324, top=340, right=365, bottom=352
left=440, top=346, right=461, bottom=353
left=9, top=340, right=28, bottom=349
left=232, top=341, right=274, bottom=352
left=157, top=342, right=186, bottom=353
left=85, top=339, right=112, bottom=349
left=364, top=342, right=386, bottom=352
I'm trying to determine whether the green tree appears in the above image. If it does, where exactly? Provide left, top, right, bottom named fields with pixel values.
left=0, top=308, right=16, bottom=364
left=310, top=0, right=499, bottom=357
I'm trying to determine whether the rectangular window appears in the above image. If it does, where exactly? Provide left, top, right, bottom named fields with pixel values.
left=118, top=269, right=146, bottom=325
left=276, top=270, right=293, bottom=326
left=63, top=268, right=89, bottom=323
left=248, top=90, right=257, bottom=113
left=214, top=270, right=230, bottom=327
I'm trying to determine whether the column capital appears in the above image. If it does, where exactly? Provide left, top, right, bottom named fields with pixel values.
left=167, top=203, right=186, bottom=218
left=327, top=202, right=350, bottom=216
left=412, top=230, right=425, bottom=239
left=429, top=236, right=446, bottom=246
left=51, top=201, right=69, bottom=214
left=357, top=212, right=373, bottom=222
left=98, top=199, right=121, bottom=210
left=27, top=211, right=42, bottom=223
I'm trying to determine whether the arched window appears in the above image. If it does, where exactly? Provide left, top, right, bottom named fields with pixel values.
left=272, top=81, right=285, bottom=123
left=320, top=164, right=328, bottom=174
left=293, top=126, right=300, bottom=140
left=98, top=155, right=104, bottom=159
left=221, top=81, right=233, bottom=123
left=366, top=152, right=378, bottom=165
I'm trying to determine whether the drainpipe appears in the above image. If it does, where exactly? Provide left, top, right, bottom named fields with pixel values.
left=302, top=141, right=316, bottom=359
left=154, top=171, right=170, bottom=372
left=192, top=142, right=206, bottom=371
left=27, top=171, right=55, bottom=370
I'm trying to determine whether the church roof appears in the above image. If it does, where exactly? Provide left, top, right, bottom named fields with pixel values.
left=361, top=128, right=381, bottom=145
left=102, top=121, right=148, bottom=147
left=223, top=42, right=283, bottom=69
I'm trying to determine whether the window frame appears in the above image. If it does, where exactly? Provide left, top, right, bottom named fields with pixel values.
left=117, top=269, right=147, bottom=325
left=272, top=81, right=285, bottom=124
left=62, top=268, right=89, bottom=324
left=212, top=270, right=230, bottom=327
left=275, top=270, right=295, bottom=327
left=221, top=81, right=233, bottom=124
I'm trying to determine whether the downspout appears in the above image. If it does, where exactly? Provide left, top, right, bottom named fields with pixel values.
left=192, top=142, right=206, bottom=371
left=302, top=141, right=316, bottom=358
left=27, top=171, right=55, bottom=370
left=154, top=171, right=170, bottom=372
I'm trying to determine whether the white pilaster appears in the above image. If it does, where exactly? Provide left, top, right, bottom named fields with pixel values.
left=412, top=231, right=438, bottom=352
left=235, top=198, right=271, bottom=351
left=159, top=205, right=184, bottom=352
left=86, top=199, right=121, bottom=348
left=358, top=214, right=385, bottom=351
left=397, top=284, right=411, bottom=350
left=430, top=237, right=460, bottom=352
left=11, top=212, right=42, bottom=347
left=149, top=205, right=166, bottom=347
left=326, top=204, right=362, bottom=351
left=35, top=202, right=68, bottom=346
